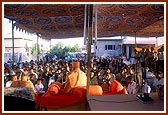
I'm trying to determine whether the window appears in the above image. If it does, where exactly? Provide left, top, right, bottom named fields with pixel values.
left=108, top=45, right=111, bottom=50
left=105, top=45, right=107, bottom=50
left=105, top=45, right=116, bottom=50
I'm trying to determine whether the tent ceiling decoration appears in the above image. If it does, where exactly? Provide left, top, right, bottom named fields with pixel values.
left=95, top=4, right=164, bottom=37
left=4, top=4, right=164, bottom=39
left=4, top=4, right=85, bottom=39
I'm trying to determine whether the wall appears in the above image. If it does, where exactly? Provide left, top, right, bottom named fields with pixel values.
left=95, top=39, right=122, bottom=57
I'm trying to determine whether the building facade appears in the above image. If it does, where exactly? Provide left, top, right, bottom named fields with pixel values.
left=4, top=37, right=33, bottom=63
left=95, top=38, right=123, bottom=57
left=94, top=37, right=158, bottom=59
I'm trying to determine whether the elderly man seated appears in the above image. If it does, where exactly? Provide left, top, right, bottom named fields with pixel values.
left=46, top=61, right=102, bottom=96
left=38, top=62, right=102, bottom=110
left=63, top=61, right=87, bottom=93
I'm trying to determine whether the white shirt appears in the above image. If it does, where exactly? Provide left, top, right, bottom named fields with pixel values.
left=31, top=72, right=38, bottom=79
left=153, top=78, right=164, bottom=87
left=5, top=81, right=12, bottom=87
left=146, top=71, right=155, bottom=79
left=127, top=81, right=137, bottom=94
left=48, top=76, right=55, bottom=87
left=35, top=83, right=45, bottom=93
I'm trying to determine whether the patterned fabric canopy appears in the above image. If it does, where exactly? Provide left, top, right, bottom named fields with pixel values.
left=4, top=4, right=164, bottom=39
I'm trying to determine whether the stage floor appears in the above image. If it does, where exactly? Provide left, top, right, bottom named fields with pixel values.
left=87, top=93, right=164, bottom=111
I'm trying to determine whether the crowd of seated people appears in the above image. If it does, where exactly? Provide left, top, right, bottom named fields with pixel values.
left=4, top=46, right=164, bottom=110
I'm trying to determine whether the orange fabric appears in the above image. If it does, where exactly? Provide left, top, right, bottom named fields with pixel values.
left=101, top=82, right=109, bottom=92
left=40, top=93, right=85, bottom=109
left=119, top=88, right=128, bottom=94
left=47, top=82, right=62, bottom=96
left=72, top=62, right=80, bottom=68
left=110, top=80, right=127, bottom=94
left=63, top=61, right=87, bottom=93
left=71, top=87, right=86, bottom=97
left=35, top=94, right=43, bottom=110
left=71, top=85, right=103, bottom=97
left=89, top=85, right=103, bottom=96
left=36, top=85, right=103, bottom=109
left=48, top=85, right=59, bottom=95
left=63, top=70, right=87, bottom=93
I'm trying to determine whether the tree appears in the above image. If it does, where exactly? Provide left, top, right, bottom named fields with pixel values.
left=63, top=46, right=71, bottom=57
left=31, top=44, right=40, bottom=57
left=70, top=44, right=80, bottom=52
left=50, top=42, right=65, bottom=59
left=50, top=43, right=81, bottom=60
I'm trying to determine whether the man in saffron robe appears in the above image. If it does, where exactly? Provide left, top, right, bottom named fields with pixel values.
left=63, top=61, right=87, bottom=93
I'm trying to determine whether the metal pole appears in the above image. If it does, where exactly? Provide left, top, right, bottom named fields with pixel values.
left=134, top=31, right=138, bottom=84
left=50, top=39, right=51, bottom=53
left=134, top=31, right=137, bottom=49
left=94, top=5, right=98, bottom=54
left=84, top=5, right=87, bottom=45
left=86, top=4, right=93, bottom=99
left=121, top=36, right=123, bottom=56
left=37, top=34, right=39, bottom=61
left=86, top=4, right=90, bottom=99
left=155, top=37, right=158, bottom=47
left=12, top=20, right=14, bottom=66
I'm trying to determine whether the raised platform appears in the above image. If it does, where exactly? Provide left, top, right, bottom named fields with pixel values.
left=88, top=93, right=164, bottom=111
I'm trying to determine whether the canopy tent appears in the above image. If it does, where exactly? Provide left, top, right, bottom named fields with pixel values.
left=4, top=4, right=164, bottom=39
left=3, top=3, right=165, bottom=102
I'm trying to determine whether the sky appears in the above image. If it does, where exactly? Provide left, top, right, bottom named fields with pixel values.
left=3, top=18, right=37, bottom=41
left=51, top=38, right=84, bottom=47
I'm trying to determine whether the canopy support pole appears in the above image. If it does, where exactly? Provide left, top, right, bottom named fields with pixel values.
left=12, top=20, right=15, bottom=66
left=134, top=31, right=137, bottom=49
left=84, top=5, right=87, bottom=45
left=86, top=4, right=93, bottom=99
left=155, top=37, right=158, bottom=47
left=121, top=36, right=123, bottom=56
left=50, top=39, right=51, bottom=53
left=94, top=5, right=98, bottom=55
left=134, top=31, right=138, bottom=85
left=36, top=34, right=39, bottom=61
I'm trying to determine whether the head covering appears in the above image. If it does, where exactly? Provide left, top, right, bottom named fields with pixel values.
left=72, top=62, right=80, bottom=69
